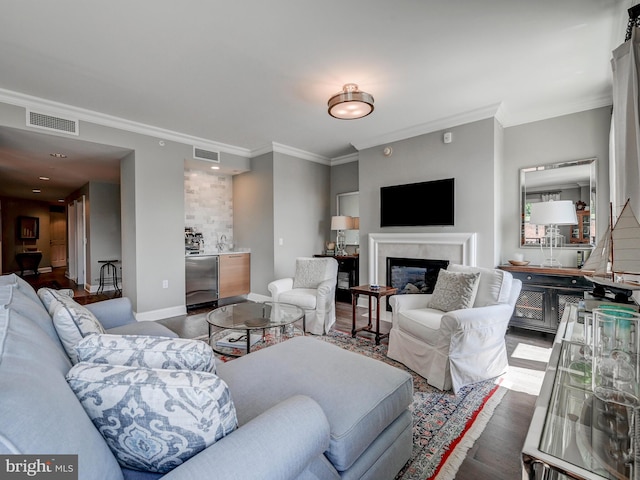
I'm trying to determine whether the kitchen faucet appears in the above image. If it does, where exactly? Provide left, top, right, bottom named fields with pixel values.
left=217, top=234, right=227, bottom=251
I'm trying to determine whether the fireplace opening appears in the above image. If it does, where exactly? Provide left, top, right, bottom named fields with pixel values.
left=385, top=257, right=449, bottom=311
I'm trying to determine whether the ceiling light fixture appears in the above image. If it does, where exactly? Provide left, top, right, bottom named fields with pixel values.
left=39, top=176, right=50, bottom=181
left=328, top=83, right=374, bottom=120
left=32, top=189, right=41, bottom=193
left=211, top=165, right=220, bottom=170
left=50, top=153, right=67, bottom=158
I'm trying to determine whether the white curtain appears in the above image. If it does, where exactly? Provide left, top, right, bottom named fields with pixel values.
left=611, top=27, right=640, bottom=217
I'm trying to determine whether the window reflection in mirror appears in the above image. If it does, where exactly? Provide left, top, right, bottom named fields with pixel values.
left=337, top=191, right=359, bottom=245
left=520, top=158, right=596, bottom=248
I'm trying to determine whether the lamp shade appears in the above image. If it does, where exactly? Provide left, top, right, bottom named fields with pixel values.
left=529, top=200, right=578, bottom=225
left=331, top=216, right=353, bottom=230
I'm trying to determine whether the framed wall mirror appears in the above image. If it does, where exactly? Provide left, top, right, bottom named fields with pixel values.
left=337, top=191, right=359, bottom=245
left=520, top=158, right=596, bottom=248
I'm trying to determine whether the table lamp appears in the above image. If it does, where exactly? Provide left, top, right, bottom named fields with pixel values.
left=331, top=216, right=354, bottom=256
left=529, top=200, right=578, bottom=267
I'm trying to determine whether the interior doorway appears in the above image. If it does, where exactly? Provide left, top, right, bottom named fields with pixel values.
left=49, top=207, right=66, bottom=268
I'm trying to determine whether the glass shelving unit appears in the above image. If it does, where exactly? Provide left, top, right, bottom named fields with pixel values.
left=522, top=305, right=639, bottom=480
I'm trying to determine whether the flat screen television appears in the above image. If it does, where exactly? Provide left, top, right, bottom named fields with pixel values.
left=380, top=178, right=454, bottom=227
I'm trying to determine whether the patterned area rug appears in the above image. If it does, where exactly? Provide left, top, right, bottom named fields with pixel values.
left=211, top=326, right=505, bottom=480
left=319, top=331, right=505, bottom=480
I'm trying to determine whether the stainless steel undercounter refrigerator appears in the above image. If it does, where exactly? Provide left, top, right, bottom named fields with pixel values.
left=185, top=254, right=219, bottom=307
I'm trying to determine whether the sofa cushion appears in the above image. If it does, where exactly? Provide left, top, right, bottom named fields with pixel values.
left=293, top=258, right=331, bottom=289
left=447, top=264, right=513, bottom=307
left=0, top=273, right=41, bottom=304
left=278, top=289, right=318, bottom=310
left=2, top=284, right=62, bottom=345
left=51, top=294, right=106, bottom=363
left=428, top=269, right=480, bottom=312
left=216, top=336, right=413, bottom=472
left=66, top=363, right=237, bottom=473
left=75, top=334, right=216, bottom=373
left=397, top=308, right=445, bottom=347
left=0, top=306, right=123, bottom=480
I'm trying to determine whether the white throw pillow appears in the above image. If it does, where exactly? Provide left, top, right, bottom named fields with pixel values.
left=51, top=295, right=105, bottom=363
left=66, top=363, right=237, bottom=473
left=75, top=334, right=216, bottom=373
left=428, top=269, right=480, bottom=312
left=293, top=258, right=328, bottom=289
left=447, top=264, right=512, bottom=307
left=37, top=287, right=75, bottom=315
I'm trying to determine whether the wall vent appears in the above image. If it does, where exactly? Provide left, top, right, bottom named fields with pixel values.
left=27, top=110, right=79, bottom=136
left=193, top=146, right=220, bottom=163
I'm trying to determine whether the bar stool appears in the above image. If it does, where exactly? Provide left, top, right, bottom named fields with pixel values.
left=98, top=260, right=121, bottom=294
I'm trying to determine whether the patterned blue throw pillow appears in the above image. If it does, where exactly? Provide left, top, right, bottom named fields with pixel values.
left=66, top=363, right=237, bottom=473
left=75, top=334, right=216, bottom=373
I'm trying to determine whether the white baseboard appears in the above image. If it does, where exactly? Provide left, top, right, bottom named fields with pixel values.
left=248, top=292, right=271, bottom=302
left=136, top=305, right=187, bottom=322
left=85, top=281, right=122, bottom=294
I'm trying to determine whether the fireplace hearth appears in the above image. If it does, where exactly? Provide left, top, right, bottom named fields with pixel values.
left=385, top=257, right=449, bottom=310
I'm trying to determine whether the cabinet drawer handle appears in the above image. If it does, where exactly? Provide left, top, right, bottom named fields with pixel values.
left=227, top=255, right=243, bottom=258
left=527, top=275, right=532, bottom=280
left=571, top=279, right=576, bottom=284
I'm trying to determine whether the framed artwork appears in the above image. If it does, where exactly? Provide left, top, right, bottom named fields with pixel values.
left=18, top=216, right=39, bottom=240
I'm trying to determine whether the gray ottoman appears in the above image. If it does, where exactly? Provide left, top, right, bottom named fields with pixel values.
left=216, top=336, right=413, bottom=478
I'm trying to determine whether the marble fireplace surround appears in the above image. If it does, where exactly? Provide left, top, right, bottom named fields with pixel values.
left=367, top=233, right=478, bottom=288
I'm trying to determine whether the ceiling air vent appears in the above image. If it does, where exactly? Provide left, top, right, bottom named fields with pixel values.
left=193, top=146, right=220, bottom=163
left=27, top=110, right=79, bottom=136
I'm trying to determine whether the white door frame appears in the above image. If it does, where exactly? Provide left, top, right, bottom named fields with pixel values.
left=67, top=196, right=87, bottom=285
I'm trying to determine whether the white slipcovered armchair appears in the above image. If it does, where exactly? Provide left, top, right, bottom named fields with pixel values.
left=268, top=257, right=339, bottom=335
left=387, top=264, right=521, bottom=393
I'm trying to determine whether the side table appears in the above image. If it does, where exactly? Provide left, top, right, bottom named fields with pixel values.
left=351, top=284, right=397, bottom=345
left=15, top=251, right=42, bottom=277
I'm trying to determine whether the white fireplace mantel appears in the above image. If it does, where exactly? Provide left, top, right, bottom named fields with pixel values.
left=368, top=232, right=477, bottom=285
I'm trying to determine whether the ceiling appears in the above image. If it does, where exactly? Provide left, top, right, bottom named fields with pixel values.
left=0, top=0, right=630, bottom=203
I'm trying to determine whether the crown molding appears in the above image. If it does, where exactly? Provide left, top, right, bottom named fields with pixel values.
left=0, top=88, right=253, bottom=158
left=499, top=94, right=613, bottom=127
left=351, top=103, right=503, bottom=151
left=330, top=152, right=359, bottom=166
left=251, top=142, right=330, bottom=165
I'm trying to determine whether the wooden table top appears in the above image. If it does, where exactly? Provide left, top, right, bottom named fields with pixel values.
left=499, top=264, right=593, bottom=276
left=350, top=284, right=397, bottom=296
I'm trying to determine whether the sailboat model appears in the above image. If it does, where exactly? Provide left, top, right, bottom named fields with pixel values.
left=583, top=199, right=640, bottom=301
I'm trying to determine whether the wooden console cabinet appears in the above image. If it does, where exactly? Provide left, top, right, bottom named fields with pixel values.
left=499, top=265, right=592, bottom=334
left=219, top=253, right=250, bottom=298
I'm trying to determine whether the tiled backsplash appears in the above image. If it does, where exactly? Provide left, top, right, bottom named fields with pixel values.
left=184, top=168, right=233, bottom=248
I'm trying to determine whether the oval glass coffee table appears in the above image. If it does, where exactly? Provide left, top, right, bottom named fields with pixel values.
left=207, top=302, right=305, bottom=356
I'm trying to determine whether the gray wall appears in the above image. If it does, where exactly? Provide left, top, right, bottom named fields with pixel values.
left=273, top=152, right=330, bottom=279
left=233, top=153, right=275, bottom=296
left=234, top=152, right=331, bottom=294
left=88, top=182, right=121, bottom=288
left=358, top=117, right=499, bottom=282
left=0, top=101, right=188, bottom=316
left=502, top=106, right=611, bottom=267
left=67, top=181, right=121, bottom=290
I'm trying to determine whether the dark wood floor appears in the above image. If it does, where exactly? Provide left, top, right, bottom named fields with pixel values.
left=23, top=268, right=552, bottom=479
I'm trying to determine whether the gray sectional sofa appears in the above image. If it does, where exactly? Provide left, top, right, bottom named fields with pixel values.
left=0, top=273, right=413, bottom=480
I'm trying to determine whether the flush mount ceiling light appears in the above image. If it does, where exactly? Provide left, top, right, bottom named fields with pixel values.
left=327, top=83, right=374, bottom=120
left=50, top=153, right=67, bottom=158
